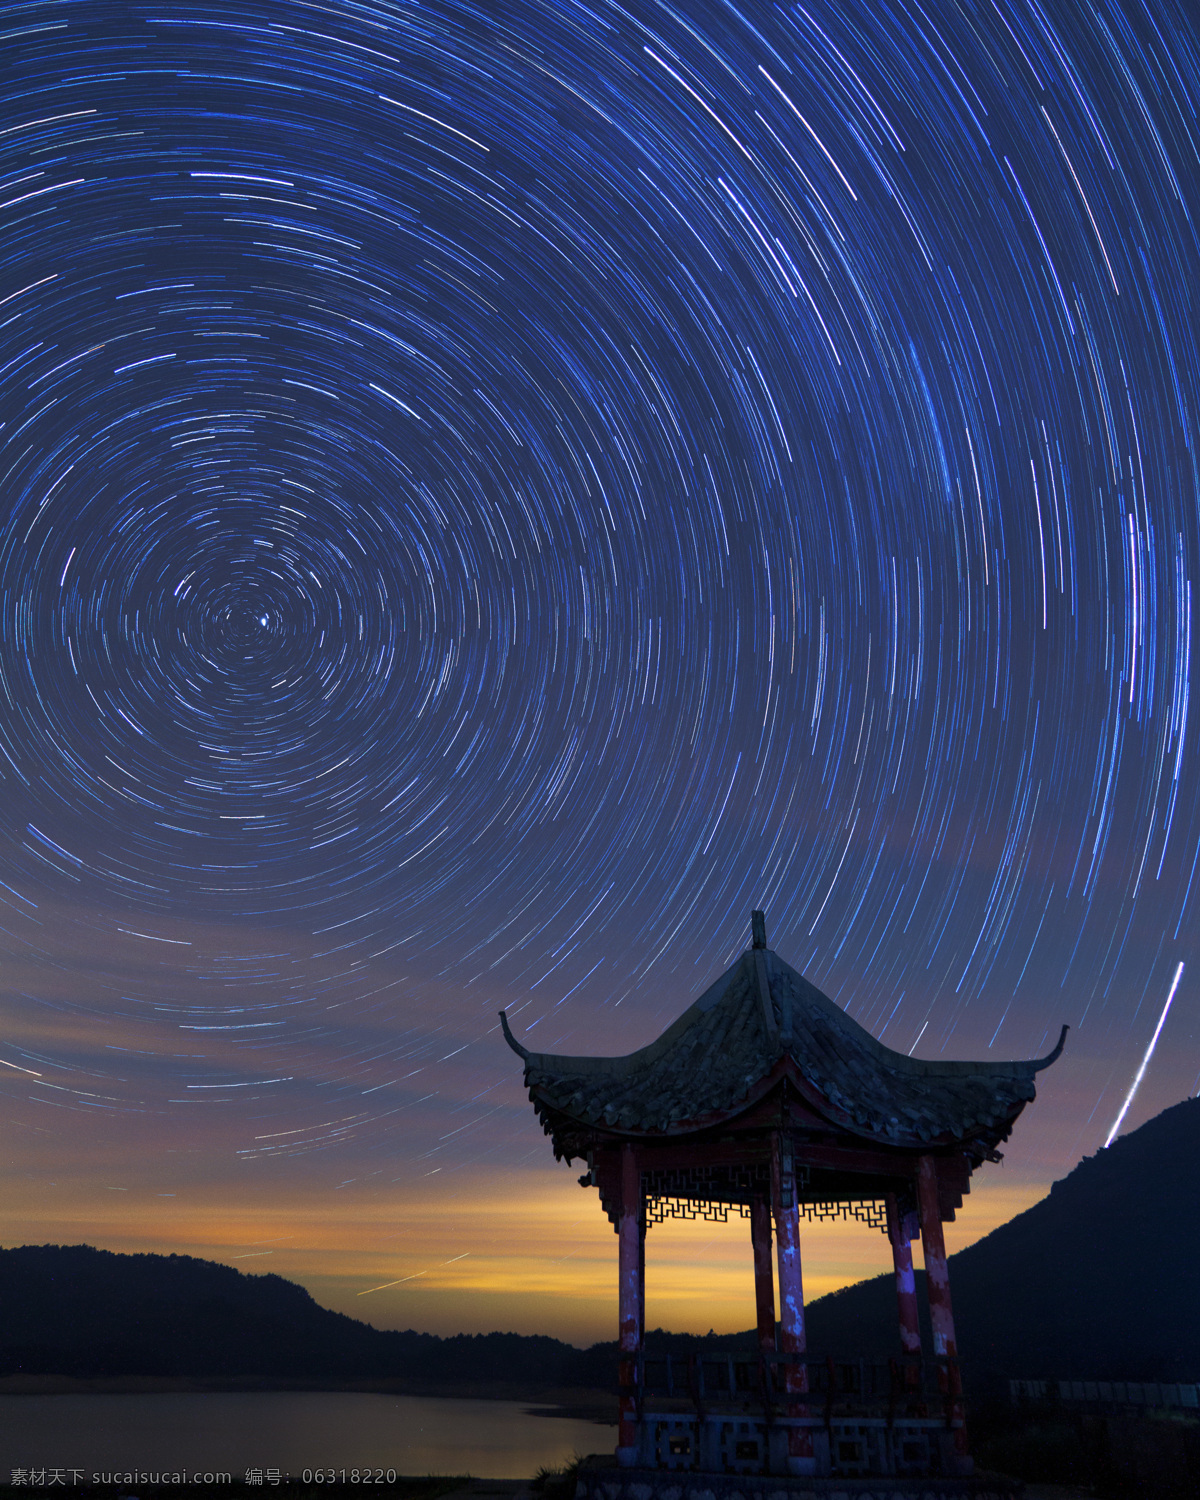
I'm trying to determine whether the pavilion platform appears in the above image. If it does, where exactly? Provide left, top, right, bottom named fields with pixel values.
left=574, top=1458, right=1023, bottom=1500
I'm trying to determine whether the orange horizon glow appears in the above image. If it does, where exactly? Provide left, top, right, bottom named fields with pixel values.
left=1, top=1159, right=1051, bottom=1347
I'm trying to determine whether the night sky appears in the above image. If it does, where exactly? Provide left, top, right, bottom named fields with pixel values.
left=1, top=0, right=1197, bottom=1345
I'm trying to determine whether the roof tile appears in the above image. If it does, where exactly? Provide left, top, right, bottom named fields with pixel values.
left=503, top=942, right=1066, bottom=1152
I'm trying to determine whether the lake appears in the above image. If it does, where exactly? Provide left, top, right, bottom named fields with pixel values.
left=0, top=1392, right=611, bottom=1481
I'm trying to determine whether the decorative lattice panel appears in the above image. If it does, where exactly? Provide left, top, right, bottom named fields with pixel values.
left=797, top=1198, right=889, bottom=1234
left=636, top=1162, right=889, bottom=1234
left=645, top=1195, right=751, bottom=1225
left=641, top=1162, right=770, bottom=1205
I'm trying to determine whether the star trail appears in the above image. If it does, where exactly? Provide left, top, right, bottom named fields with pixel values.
left=0, top=0, right=1197, bottom=1337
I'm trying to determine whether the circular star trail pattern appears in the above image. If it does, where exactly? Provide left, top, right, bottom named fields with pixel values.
left=0, top=0, right=1197, bottom=1158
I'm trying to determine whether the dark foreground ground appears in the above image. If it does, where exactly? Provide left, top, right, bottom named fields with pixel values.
left=0, top=1482, right=463, bottom=1500
left=969, top=1398, right=1199, bottom=1497
left=0, top=1477, right=567, bottom=1500
left=0, top=1404, right=1196, bottom=1499
left=0, top=1478, right=526, bottom=1500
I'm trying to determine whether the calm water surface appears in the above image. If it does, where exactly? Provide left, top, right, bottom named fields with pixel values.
left=0, top=1392, right=610, bottom=1480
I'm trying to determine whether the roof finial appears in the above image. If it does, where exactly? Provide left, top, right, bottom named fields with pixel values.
left=751, top=909, right=766, bottom=949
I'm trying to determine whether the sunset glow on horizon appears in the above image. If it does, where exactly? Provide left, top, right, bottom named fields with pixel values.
left=3, top=1135, right=1054, bottom=1345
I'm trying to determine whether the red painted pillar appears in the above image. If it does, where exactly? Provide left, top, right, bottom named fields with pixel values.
left=885, top=1193, right=922, bottom=1357
left=638, top=1208, right=646, bottom=1350
left=915, top=1157, right=956, bottom=1358
left=771, top=1134, right=813, bottom=1474
left=616, top=1143, right=644, bottom=1467
left=751, top=1197, right=776, bottom=1355
left=917, top=1155, right=970, bottom=1470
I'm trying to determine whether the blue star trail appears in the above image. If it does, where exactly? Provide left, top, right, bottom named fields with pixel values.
left=0, top=0, right=1196, bottom=1186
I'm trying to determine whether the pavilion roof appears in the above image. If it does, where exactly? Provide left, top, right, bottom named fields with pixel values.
left=501, top=918, right=1066, bottom=1155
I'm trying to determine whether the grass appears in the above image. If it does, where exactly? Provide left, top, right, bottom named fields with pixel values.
left=529, top=1452, right=584, bottom=1500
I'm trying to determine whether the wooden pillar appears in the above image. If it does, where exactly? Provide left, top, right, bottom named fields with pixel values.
left=917, top=1155, right=970, bottom=1469
left=915, top=1157, right=956, bottom=1357
left=771, top=1134, right=813, bottom=1474
left=637, top=1209, right=646, bottom=1350
left=616, top=1142, right=644, bottom=1467
left=750, top=1197, right=776, bottom=1354
left=885, top=1193, right=922, bottom=1357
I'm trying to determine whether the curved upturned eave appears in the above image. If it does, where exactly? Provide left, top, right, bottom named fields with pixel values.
left=498, top=956, right=755, bottom=1076
left=500, top=976, right=1069, bottom=1085
left=525, top=1050, right=1037, bottom=1159
left=527, top=1053, right=788, bottom=1147
left=500, top=957, right=1069, bottom=1157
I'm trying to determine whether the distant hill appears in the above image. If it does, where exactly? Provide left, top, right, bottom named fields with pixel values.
left=805, top=1095, right=1200, bottom=1390
left=0, top=1243, right=591, bottom=1388
left=4, top=1098, right=1196, bottom=1393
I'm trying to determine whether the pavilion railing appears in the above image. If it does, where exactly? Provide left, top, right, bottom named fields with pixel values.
left=630, top=1350, right=965, bottom=1429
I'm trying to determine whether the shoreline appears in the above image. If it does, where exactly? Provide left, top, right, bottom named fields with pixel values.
left=0, top=1374, right=616, bottom=1423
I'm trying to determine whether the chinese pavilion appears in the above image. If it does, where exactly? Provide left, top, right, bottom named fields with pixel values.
left=502, top=912, right=1065, bottom=1487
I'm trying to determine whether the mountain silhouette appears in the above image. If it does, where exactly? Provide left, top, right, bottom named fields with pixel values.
left=0, top=1242, right=585, bottom=1386
left=3, top=1097, right=1196, bottom=1391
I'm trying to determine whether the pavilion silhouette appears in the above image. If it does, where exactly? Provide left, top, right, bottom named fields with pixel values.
left=502, top=910, right=1064, bottom=1492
